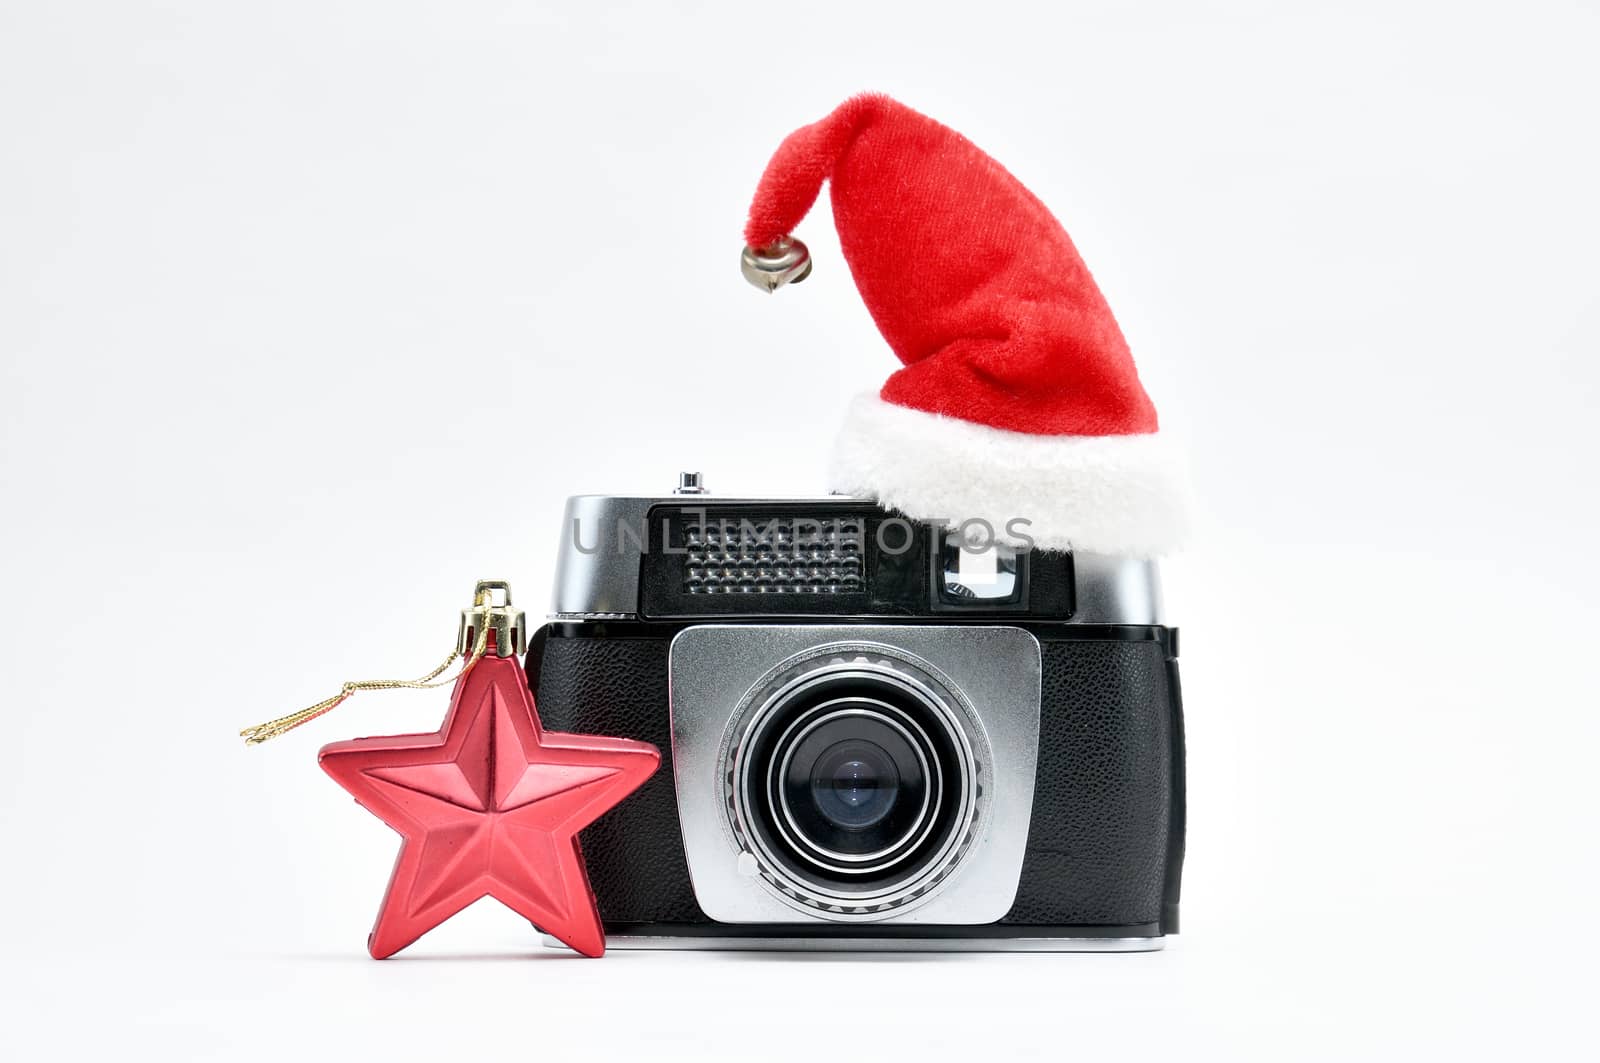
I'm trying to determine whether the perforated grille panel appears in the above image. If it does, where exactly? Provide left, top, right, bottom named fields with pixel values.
left=683, top=516, right=865, bottom=594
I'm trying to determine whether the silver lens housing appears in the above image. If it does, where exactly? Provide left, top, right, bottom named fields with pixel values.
left=669, top=625, right=1042, bottom=925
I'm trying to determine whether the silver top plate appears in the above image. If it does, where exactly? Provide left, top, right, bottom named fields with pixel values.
left=549, top=494, right=1164, bottom=624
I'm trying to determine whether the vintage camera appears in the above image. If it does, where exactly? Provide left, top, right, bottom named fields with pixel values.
left=526, top=475, right=1185, bottom=951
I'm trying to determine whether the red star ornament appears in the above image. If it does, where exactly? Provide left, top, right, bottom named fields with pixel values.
left=318, top=651, right=659, bottom=958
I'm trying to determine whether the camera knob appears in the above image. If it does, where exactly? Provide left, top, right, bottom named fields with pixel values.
left=674, top=471, right=709, bottom=495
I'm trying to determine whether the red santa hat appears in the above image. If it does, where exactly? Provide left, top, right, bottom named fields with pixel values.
left=742, top=94, right=1188, bottom=557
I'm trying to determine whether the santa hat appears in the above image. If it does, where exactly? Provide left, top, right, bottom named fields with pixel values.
left=741, top=94, right=1188, bottom=557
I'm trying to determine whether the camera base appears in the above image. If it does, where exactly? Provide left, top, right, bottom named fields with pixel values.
left=540, top=932, right=1165, bottom=953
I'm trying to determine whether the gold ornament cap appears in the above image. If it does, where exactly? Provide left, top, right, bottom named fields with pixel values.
left=459, top=580, right=526, bottom=658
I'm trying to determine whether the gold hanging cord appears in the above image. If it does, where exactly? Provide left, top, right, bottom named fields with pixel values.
left=238, top=582, right=513, bottom=746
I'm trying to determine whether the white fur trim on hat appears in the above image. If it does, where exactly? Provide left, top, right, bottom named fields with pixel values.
left=828, top=394, right=1190, bottom=557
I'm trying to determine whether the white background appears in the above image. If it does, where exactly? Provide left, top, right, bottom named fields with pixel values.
left=3, top=1, right=1597, bottom=1059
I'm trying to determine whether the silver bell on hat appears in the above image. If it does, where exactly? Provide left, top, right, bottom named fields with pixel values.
left=740, top=236, right=811, bottom=293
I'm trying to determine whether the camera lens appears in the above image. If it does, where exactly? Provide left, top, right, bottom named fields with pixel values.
left=723, top=640, right=998, bottom=922
left=777, top=712, right=928, bottom=859
left=814, top=742, right=899, bottom=829
left=736, top=663, right=971, bottom=898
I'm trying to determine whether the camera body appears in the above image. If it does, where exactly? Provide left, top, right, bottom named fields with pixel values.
left=526, top=485, right=1185, bottom=950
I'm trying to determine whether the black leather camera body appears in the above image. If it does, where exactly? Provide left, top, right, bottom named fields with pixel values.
left=525, top=484, right=1185, bottom=951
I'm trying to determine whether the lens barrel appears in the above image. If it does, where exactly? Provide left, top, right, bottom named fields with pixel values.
left=773, top=700, right=938, bottom=873
left=733, top=659, right=975, bottom=906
